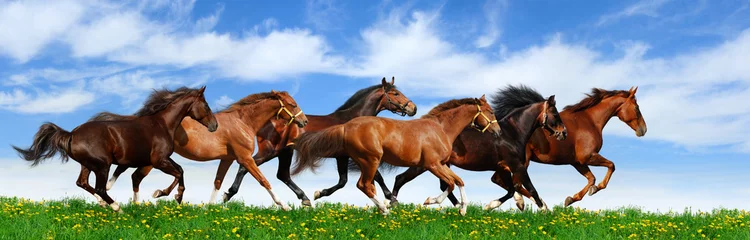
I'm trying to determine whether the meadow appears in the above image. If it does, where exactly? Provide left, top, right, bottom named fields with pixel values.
left=1, top=197, right=749, bottom=239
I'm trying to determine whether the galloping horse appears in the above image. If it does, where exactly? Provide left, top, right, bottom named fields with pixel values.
left=222, top=77, right=417, bottom=206
left=507, top=87, right=647, bottom=208
left=292, top=95, right=501, bottom=215
left=89, top=90, right=308, bottom=210
left=389, top=85, right=568, bottom=211
left=13, top=87, right=217, bottom=212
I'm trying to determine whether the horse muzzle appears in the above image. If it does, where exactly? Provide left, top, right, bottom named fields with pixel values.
left=636, top=126, right=647, bottom=137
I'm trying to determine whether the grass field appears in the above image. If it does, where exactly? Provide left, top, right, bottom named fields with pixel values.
left=1, top=197, right=749, bottom=239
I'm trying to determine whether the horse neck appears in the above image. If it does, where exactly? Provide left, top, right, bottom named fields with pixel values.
left=236, top=99, right=282, bottom=131
left=154, top=97, right=195, bottom=137
left=502, top=102, right=543, bottom=144
left=330, top=91, right=382, bottom=120
left=580, top=97, right=625, bottom=131
left=432, top=105, right=477, bottom=141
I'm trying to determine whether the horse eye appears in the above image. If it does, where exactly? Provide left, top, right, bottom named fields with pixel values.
left=394, top=92, right=400, bottom=96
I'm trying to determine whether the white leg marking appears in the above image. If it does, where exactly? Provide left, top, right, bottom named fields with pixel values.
left=384, top=199, right=391, bottom=208
left=132, top=192, right=139, bottom=203
left=209, top=188, right=219, bottom=204
left=370, top=197, right=389, bottom=215
left=110, top=202, right=122, bottom=213
left=106, top=175, right=118, bottom=190
left=458, top=186, right=468, bottom=216
left=267, top=189, right=290, bottom=211
left=484, top=200, right=503, bottom=210
left=424, top=189, right=451, bottom=205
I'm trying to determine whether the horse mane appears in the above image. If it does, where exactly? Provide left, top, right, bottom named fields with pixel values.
left=491, top=84, right=545, bottom=119
left=421, top=98, right=478, bottom=119
left=563, top=88, right=630, bottom=112
left=219, top=91, right=282, bottom=113
left=134, top=87, right=202, bottom=117
left=334, top=83, right=395, bottom=112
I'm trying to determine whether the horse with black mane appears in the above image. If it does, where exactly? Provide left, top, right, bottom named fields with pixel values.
left=13, top=86, right=217, bottom=212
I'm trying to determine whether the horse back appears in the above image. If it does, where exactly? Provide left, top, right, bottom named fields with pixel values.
left=71, top=119, right=161, bottom=167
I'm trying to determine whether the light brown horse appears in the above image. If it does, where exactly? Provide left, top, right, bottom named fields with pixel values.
left=291, top=96, right=501, bottom=215
left=88, top=90, right=308, bottom=210
left=13, top=87, right=218, bottom=212
left=511, top=87, right=647, bottom=208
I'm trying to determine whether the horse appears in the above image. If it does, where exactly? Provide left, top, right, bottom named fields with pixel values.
left=88, top=90, right=308, bottom=210
left=222, top=77, right=417, bottom=206
left=291, top=95, right=501, bottom=216
left=510, top=87, right=646, bottom=208
left=389, top=85, right=568, bottom=211
left=12, top=86, right=218, bottom=212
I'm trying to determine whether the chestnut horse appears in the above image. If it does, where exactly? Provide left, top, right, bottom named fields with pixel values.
left=510, top=87, right=647, bottom=208
left=222, top=77, right=417, bottom=206
left=13, top=87, right=217, bottom=212
left=389, top=85, right=568, bottom=211
left=89, top=90, right=308, bottom=210
left=292, top=95, right=501, bottom=215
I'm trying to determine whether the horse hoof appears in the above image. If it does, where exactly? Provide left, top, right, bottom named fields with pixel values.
left=222, top=193, right=230, bottom=203
left=314, top=191, right=322, bottom=200
left=516, top=201, right=525, bottom=211
left=588, top=186, right=599, bottom=196
left=301, top=200, right=312, bottom=207
left=384, top=199, right=391, bottom=208
left=423, top=197, right=434, bottom=205
left=152, top=190, right=163, bottom=198
left=381, top=209, right=390, bottom=216
left=459, top=207, right=467, bottom=216
left=175, top=195, right=183, bottom=204
left=564, top=196, right=574, bottom=207
left=280, top=204, right=291, bottom=211
left=484, top=200, right=502, bottom=211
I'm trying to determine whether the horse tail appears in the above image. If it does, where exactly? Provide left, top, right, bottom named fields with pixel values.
left=12, top=122, right=73, bottom=167
left=87, top=111, right=137, bottom=122
left=347, top=160, right=399, bottom=173
left=291, top=125, right=346, bottom=175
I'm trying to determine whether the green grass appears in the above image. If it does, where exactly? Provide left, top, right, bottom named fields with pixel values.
left=1, top=197, right=749, bottom=239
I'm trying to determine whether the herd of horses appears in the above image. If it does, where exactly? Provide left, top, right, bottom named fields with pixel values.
left=12, top=77, right=646, bottom=215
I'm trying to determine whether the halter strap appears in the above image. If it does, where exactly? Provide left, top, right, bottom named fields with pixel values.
left=276, top=99, right=303, bottom=126
left=471, top=104, right=498, bottom=133
left=384, top=89, right=411, bottom=116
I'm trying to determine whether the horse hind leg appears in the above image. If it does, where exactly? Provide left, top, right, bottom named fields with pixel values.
left=92, top=165, right=122, bottom=213
left=209, top=159, right=232, bottom=204
left=586, top=153, right=615, bottom=196
left=441, top=165, right=469, bottom=216
left=76, top=165, right=107, bottom=207
left=152, top=158, right=186, bottom=204
left=352, top=156, right=388, bottom=215
left=315, top=157, right=350, bottom=200
left=275, top=148, right=311, bottom=207
left=484, top=170, right=515, bottom=211
left=236, top=151, right=290, bottom=211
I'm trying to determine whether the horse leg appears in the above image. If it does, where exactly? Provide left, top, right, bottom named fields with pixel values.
left=391, top=166, right=427, bottom=205
left=152, top=158, right=186, bottom=204
left=76, top=165, right=107, bottom=207
left=223, top=146, right=277, bottom=203
left=441, top=165, right=468, bottom=216
left=106, top=165, right=129, bottom=191
left=275, top=148, right=311, bottom=206
left=422, top=164, right=455, bottom=206
left=130, top=166, right=152, bottom=203
left=563, top=163, right=596, bottom=207
left=93, top=165, right=121, bottom=213
left=507, top=160, right=545, bottom=211
left=315, top=157, right=350, bottom=200
left=209, top=159, right=232, bottom=204
left=586, top=153, right=615, bottom=196
left=352, top=156, right=388, bottom=215
left=440, top=180, right=460, bottom=206
left=373, top=170, right=394, bottom=206
left=484, top=170, right=515, bottom=211
left=237, top=152, right=290, bottom=211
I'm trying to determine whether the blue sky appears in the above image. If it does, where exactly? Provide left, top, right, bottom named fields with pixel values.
left=1, top=0, right=750, bottom=211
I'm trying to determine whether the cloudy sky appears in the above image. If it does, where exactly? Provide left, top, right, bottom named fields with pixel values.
left=1, top=0, right=749, bottom=212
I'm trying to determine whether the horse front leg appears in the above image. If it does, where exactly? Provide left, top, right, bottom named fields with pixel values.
left=130, top=166, right=152, bottom=203
left=586, top=153, right=615, bottom=196
left=106, top=165, right=129, bottom=190
left=484, top=169, right=515, bottom=211
left=236, top=148, right=290, bottom=211
left=314, top=157, right=350, bottom=200
left=209, top=159, right=232, bottom=204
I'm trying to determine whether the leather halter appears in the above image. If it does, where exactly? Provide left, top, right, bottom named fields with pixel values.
left=276, top=99, right=303, bottom=126
left=470, top=104, right=497, bottom=133
left=383, top=89, right=412, bottom=116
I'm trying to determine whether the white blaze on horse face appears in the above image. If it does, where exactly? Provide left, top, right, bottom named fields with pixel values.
left=370, top=197, right=389, bottom=215
left=106, top=175, right=118, bottom=190
left=267, top=189, right=290, bottom=211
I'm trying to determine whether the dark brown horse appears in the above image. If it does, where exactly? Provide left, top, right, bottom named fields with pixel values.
left=12, top=87, right=217, bottom=212
left=509, top=87, right=647, bottom=208
left=89, top=90, right=308, bottom=210
left=222, top=77, right=417, bottom=206
left=389, top=85, right=568, bottom=211
left=291, top=95, right=501, bottom=215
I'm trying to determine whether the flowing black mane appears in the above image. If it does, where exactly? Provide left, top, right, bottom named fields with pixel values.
left=134, top=87, right=202, bottom=117
left=219, top=92, right=282, bottom=113
left=563, top=88, right=630, bottom=112
left=421, top=98, right=479, bottom=119
left=334, top=83, right=395, bottom=112
left=491, top=84, right=545, bottom=119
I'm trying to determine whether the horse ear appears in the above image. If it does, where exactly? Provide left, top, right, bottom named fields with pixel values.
left=390, top=76, right=395, bottom=85
left=630, top=86, right=638, bottom=98
left=381, top=77, right=387, bottom=86
left=199, top=86, right=206, bottom=94
left=547, top=95, right=556, bottom=105
left=480, top=94, right=486, bottom=101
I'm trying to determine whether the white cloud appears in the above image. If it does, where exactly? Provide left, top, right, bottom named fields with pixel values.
left=0, top=85, right=94, bottom=114
left=89, top=70, right=178, bottom=107
left=213, top=95, right=234, bottom=109
left=0, top=0, right=85, bottom=62
left=596, top=0, right=671, bottom=26
left=339, top=9, right=750, bottom=151
left=66, top=11, right=149, bottom=57
left=193, top=4, right=224, bottom=33
left=305, top=0, right=346, bottom=31
left=474, top=0, right=507, bottom=48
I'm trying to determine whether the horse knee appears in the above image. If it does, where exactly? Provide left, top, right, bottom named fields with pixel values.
left=213, top=180, right=222, bottom=190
